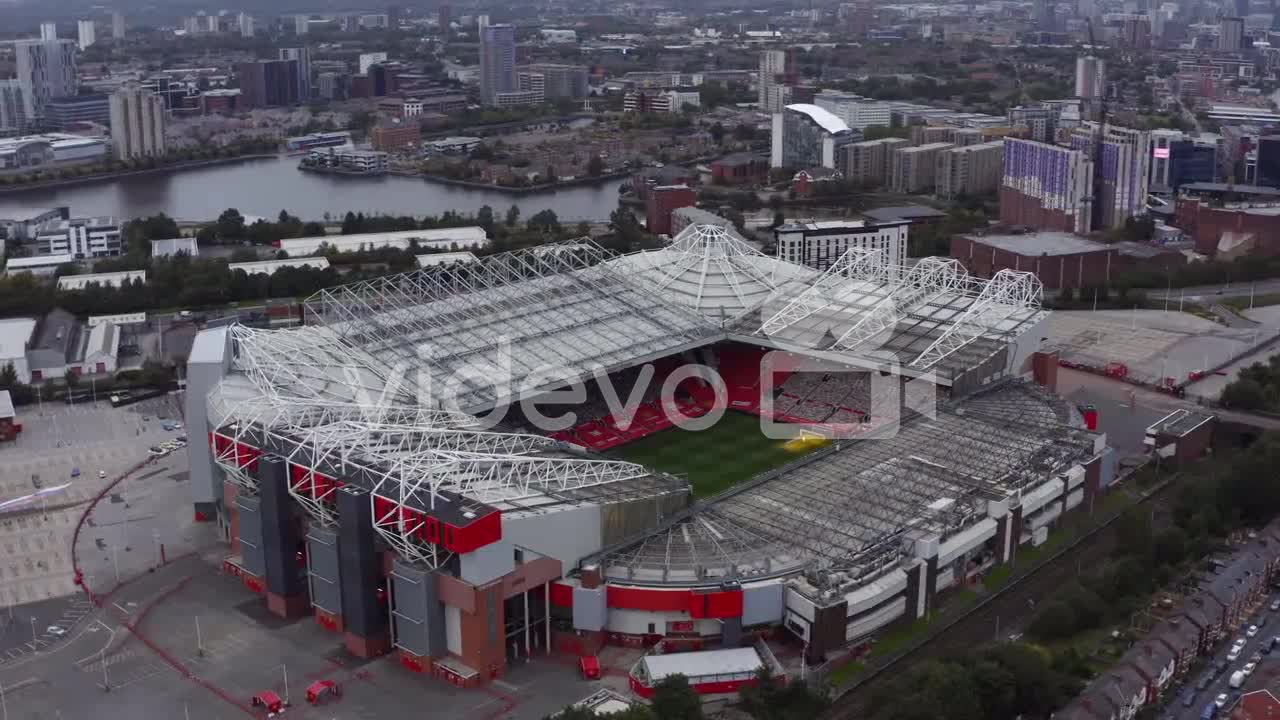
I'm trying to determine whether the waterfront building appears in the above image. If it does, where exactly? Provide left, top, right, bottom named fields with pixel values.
left=109, top=83, right=167, bottom=161
left=278, top=48, right=313, bottom=101
left=77, top=20, right=96, bottom=50
left=480, top=24, right=516, bottom=106
left=840, top=137, right=908, bottom=187
left=14, top=39, right=78, bottom=121
left=236, top=60, right=300, bottom=109
left=44, top=94, right=110, bottom=131
left=0, top=82, right=27, bottom=135
left=936, top=141, right=1005, bottom=200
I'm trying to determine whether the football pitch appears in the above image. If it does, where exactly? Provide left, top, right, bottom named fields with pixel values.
left=608, top=411, right=822, bottom=498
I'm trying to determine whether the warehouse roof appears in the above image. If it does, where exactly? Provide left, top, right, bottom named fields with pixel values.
left=229, top=258, right=331, bottom=276
left=862, top=205, right=947, bottom=223
left=151, top=237, right=200, bottom=257
left=275, top=227, right=489, bottom=256
left=57, top=270, right=147, bottom=291
left=638, top=647, right=762, bottom=683
left=5, top=254, right=75, bottom=271
left=0, top=318, right=37, bottom=360
left=963, top=232, right=1112, bottom=257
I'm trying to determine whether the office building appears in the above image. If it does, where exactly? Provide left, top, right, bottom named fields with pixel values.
left=479, top=24, right=516, bottom=106
left=813, top=91, right=892, bottom=131
left=775, top=219, right=909, bottom=270
left=517, top=64, right=589, bottom=100
left=0, top=82, right=27, bottom=135
left=758, top=50, right=791, bottom=112
left=238, top=13, right=255, bottom=37
left=999, top=138, right=1094, bottom=234
left=936, top=141, right=1004, bottom=200
left=771, top=104, right=857, bottom=170
left=112, top=12, right=125, bottom=40
left=77, top=20, right=96, bottom=50
left=1256, top=136, right=1280, bottom=187
left=1075, top=56, right=1105, bottom=99
left=236, top=60, right=300, bottom=108
left=645, top=185, right=697, bottom=235
left=889, top=142, right=953, bottom=193
left=109, top=83, right=166, bottom=160
left=840, top=137, right=908, bottom=187
left=44, top=94, right=110, bottom=130
left=317, top=73, right=349, bottom=101
left=1218, top=17, right=1245, bottom=51
left=14, top=40, right=78, bottom=121
left=40, top=22, right=57, bottom=41
left=33, top=216, right=122, bottom=258
left=1070, top=124, right=1151, bottom=230
left=278, top=48, right=312, bottom=101
left=370, top=119, right=421, bottom=151
left=358, top=52, right=388, bottom=76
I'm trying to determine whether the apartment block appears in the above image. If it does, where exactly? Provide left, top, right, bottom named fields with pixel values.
left=839, top=137, right=908, bottom=187
left=890, top=142, right=953, bottom=193
left=936, top=141, right=1004, bottom=200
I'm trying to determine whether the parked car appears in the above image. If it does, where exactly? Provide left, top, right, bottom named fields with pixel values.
left=1245, top=661, right=1258, bottom=676
left=1197, top=674, right=1214, bottom=691
left=1228, top=647, right=1242, bottom=661
left=1248, top=625, right=1259, bottom=638
left=1183, top=689, right=1199, bottom=707
left=1217, top=692, right=1230, bottom=707
left=1270, top=599, right=1280, bottom=612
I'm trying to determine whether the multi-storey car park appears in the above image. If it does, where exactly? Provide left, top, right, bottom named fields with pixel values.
left=184, top=224, right=1113, bottom=692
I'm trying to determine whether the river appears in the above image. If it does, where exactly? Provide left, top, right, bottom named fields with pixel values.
left=0, top=155, right=627, bottom=223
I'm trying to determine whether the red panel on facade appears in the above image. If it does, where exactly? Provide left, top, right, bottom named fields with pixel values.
left=373, top=495, right=397, bottom=525
left=693, top=590, right=744, bottom=619
left=607, top=586, right=691, bottom=612
left=289, top=464, right=312, bottom=494
left=549, top=582, right=574, bottom=608
left=446, top=510, right=502, bottom=554
left=233, top=442, right=261, bottom=471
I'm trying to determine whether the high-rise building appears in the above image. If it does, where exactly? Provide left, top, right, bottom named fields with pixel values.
left=758, top=50, right=790, bottom=112
left=889, top=142, right=954, bottom=193
left=77, top=20, right=96, bottom=50
left=235, top=60, right=300, bottom=108
left=999, top=138, right=1095, bottom=233
left=109, top=83, right=167, bottom=160
left=839, top=137, right=909, bottom=186
left=111, top=12, right=125, bottom=40
left=479, top=24, right=516, bottom=106
left=1035, top=0, right=1057, bottom=30
left=439, top=4, right=452, bottom=34
left=204, top=14, right=219, bottom=33
left=771, top=103, right=857, bottom=169
left=278, top=48, right=312, bottom=101
left=1070, top=124, right=1151, bottom=230
left=14, top=39, right=78, bottom=121
left=0, top=81, right=27, bottom=135
left=1075, top=56, right=1105, bottom=99
left=295, top=15, right=310, bottom=34
left=40, top=22, right=57, bottom=41
left=1236, top=0, right=1250, bottom=18
left=1218, top=17, right=1245, bottom=50
left=936, top=141, right=1005, bottom=200
left=238, top=13, right=255, bottom=38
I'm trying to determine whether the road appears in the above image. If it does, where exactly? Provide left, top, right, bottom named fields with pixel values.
left=1150, top=281, right=1280, bottom=303
left=1168, top=596, right=1280, bottom=720
left=1058, top=367, right=1280, bottom=432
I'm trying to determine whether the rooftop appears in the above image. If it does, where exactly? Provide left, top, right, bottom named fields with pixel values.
left=0, top=134, right=106, bottom=151
left=228, top=258, right=331, bottom=276
left=5, top=254, right=75, bottom=270
left=57, top=270, right=147, bottom=291
left=963, top=232, right=1113, bottom=257
left=0, top=318, right=36, bottom=360
left=638, top=647, right=762, bottom=683
left=1181, top=182, right=1280, bottom=197
left=786, top=103, right=852, bottom=135
left=862, top=206, right=947, bottom=223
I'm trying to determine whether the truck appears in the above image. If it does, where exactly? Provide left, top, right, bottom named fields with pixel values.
left=1230, top=670, right=1246, bottom=689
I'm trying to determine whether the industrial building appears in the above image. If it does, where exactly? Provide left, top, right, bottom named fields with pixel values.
left=951, top=231, right=1118, bottom=290
left=186, top=224, right=1108, bottom=687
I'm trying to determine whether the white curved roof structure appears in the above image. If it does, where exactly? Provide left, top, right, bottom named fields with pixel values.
left=609, top=224, right=815, bottom=325
left=785, top=103, right=852, bottom=135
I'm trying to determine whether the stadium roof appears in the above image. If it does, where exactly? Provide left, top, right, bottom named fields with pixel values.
left=592, top=381, right=1094, bottom=595
left=611, top=224, right=815, bottom=325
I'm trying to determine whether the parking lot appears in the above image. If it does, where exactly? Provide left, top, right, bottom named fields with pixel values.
left=1168, top=594, right=1280, bottom=720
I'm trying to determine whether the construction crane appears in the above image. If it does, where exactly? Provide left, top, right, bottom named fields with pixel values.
left=1084, top=17, right=1108, bottom=232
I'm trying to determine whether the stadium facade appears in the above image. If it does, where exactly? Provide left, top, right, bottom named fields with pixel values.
left=185, top=224, right=1111, bottom=684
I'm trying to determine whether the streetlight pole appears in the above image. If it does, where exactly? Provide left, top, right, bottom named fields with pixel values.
left=282, top=663, right=290, bottom=704
left=29, top=617, right=36, bottom=645
left=195, top=616, right=203, bottom=656
left=0, top=679, right=7, bottom=720
left=102, top=647, right=110, bottom=692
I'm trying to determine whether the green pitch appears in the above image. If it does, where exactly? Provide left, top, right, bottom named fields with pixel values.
left=608, top=411, right=822, bottom=498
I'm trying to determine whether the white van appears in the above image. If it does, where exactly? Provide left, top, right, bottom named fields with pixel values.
left=1230, top=670, right=1246, bottom=689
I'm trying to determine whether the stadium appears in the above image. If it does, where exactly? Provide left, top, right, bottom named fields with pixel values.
left=184, top=223, right=1112, bottom=689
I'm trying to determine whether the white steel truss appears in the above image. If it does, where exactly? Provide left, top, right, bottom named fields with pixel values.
left=910, top=269, right=1044, bottom=370
left=831, top=257, right=967, bottom=351
left=759, top=247, right=888, bottom=337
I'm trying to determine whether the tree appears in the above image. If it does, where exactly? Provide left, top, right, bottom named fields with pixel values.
left=506, top=205, right=521, bottom=227
left=710, top=122, right=726, bottom=144
left=63, top=369, right=79, bottom=388
left=771, top=210, right=785, bottom=228
left=576, top=220, right=591, bottom=237
left=0, top=363, right=17, bottom=387
left=216, top=208, right=247, bottom=240
left=1028, top=600, right=1077, bottom=641
left=586, top=155, right=605, bottom=177
left=1221, top=378, right=1265, bottom=410
left=477, top=205, right=495, bottom=231
left=649, top=675, right=703, bottom=720
left=527, top=209, right=560, bottom=233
